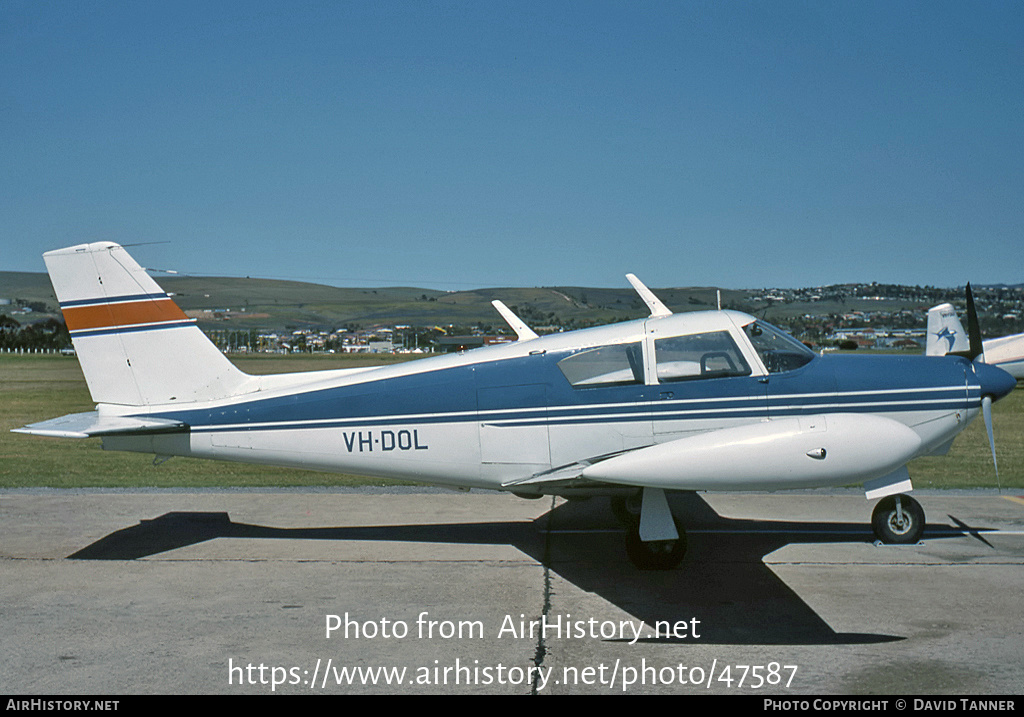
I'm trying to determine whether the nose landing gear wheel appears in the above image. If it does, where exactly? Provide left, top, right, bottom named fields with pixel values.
left=872, top=494, right=924, bottom=544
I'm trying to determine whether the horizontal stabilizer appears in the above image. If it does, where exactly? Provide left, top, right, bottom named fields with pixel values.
left=13, top=412, right=187, bottom=439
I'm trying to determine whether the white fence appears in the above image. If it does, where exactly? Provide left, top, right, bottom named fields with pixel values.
left=0, top=348, right=74, bottom=355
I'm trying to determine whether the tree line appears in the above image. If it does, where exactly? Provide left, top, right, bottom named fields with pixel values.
left=0, top=316, right=71, bottom=351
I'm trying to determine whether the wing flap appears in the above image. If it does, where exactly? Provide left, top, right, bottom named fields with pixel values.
left=13, top=412, right=187, bottom=439
left=502, top=449, right=635, bottom=488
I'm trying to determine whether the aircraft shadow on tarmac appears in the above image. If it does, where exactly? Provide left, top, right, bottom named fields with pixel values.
left=67, top=492, right=989, bottom=646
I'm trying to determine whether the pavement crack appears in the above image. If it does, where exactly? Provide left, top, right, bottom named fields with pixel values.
left=530, top=495, right=557, bottom=695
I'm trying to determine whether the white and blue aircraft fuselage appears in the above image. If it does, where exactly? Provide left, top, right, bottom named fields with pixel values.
left=16, top=243, right=1017, bottom=568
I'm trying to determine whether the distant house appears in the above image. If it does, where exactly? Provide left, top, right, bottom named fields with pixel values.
left=433, top=336, right=512, bottom=353
left=367, top=341, right=394, bottom=354
left=892, top=339, right=921, bottom=350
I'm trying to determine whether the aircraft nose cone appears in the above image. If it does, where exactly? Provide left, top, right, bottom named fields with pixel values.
left=975, top=361, right=1017, bottom=402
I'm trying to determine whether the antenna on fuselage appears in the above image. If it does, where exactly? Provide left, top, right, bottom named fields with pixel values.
left=626, top=274, right=672, bottom=318
left=491, top=300, right=539, bottom=341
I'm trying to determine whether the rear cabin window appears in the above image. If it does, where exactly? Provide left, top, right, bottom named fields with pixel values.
left=557, top=342, right=644, bottom=387
left=654, top=331, right=751, bottom=382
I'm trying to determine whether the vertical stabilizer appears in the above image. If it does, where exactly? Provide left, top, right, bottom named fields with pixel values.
left=44, top=242, right=249, bottom=406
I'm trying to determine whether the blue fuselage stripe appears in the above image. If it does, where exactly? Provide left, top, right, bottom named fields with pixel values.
left=150, top=352, right=975, bottom=436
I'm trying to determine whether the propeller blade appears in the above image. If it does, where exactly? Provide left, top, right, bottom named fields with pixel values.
left=982, top=395, right=1000, bottom=492
left=965, top=283, right=984, bottom=361
left=970, top=286, right=1000, bottom=491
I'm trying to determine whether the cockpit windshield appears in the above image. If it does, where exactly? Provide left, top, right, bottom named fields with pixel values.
left=743, top=320, right=815, bottom=373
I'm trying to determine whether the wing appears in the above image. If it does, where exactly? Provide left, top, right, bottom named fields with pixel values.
left=507, top=413, right=922, bottom=493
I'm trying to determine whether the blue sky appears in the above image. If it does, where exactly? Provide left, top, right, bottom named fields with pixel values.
left=2, top=1, right=1022, bottom=290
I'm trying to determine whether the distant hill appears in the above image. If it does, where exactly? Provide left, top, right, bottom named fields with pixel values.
left=0, top=272, right=60, bottom=308
left=2, top=270, right=1020, bottom=334
left=0, top=271, right=753, bottom=330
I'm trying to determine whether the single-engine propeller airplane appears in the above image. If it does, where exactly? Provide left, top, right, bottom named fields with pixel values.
left=15, top=242, right=1017, bottom=568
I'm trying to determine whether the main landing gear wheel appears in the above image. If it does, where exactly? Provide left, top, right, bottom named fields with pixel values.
left=625, top=519, right=687, bottom=570
left=512, top=491, right=543, bottom=500
left=612, top=489, right=688, bottom=569
left=872, top=494, right=925, bottom=544
left=610, top=491, right=643, bottom=526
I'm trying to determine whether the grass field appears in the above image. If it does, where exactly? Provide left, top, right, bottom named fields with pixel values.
left=0, top=353, right=419, bottom=488
left=1, top=353, right=1021, bottom=490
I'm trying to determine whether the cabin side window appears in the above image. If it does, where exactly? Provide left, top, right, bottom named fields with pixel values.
left=557, top=342, right=644, bottom=387
left=654, top=331, right=751, bottom=382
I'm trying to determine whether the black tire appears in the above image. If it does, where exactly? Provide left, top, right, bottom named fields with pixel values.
left=625, top=520, right=687, bottom=570
left=610, top=491, right=643, bottom=526
left=512, top=491, right=543, bottom=500
left=872, top=494, right=925, bottom=544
